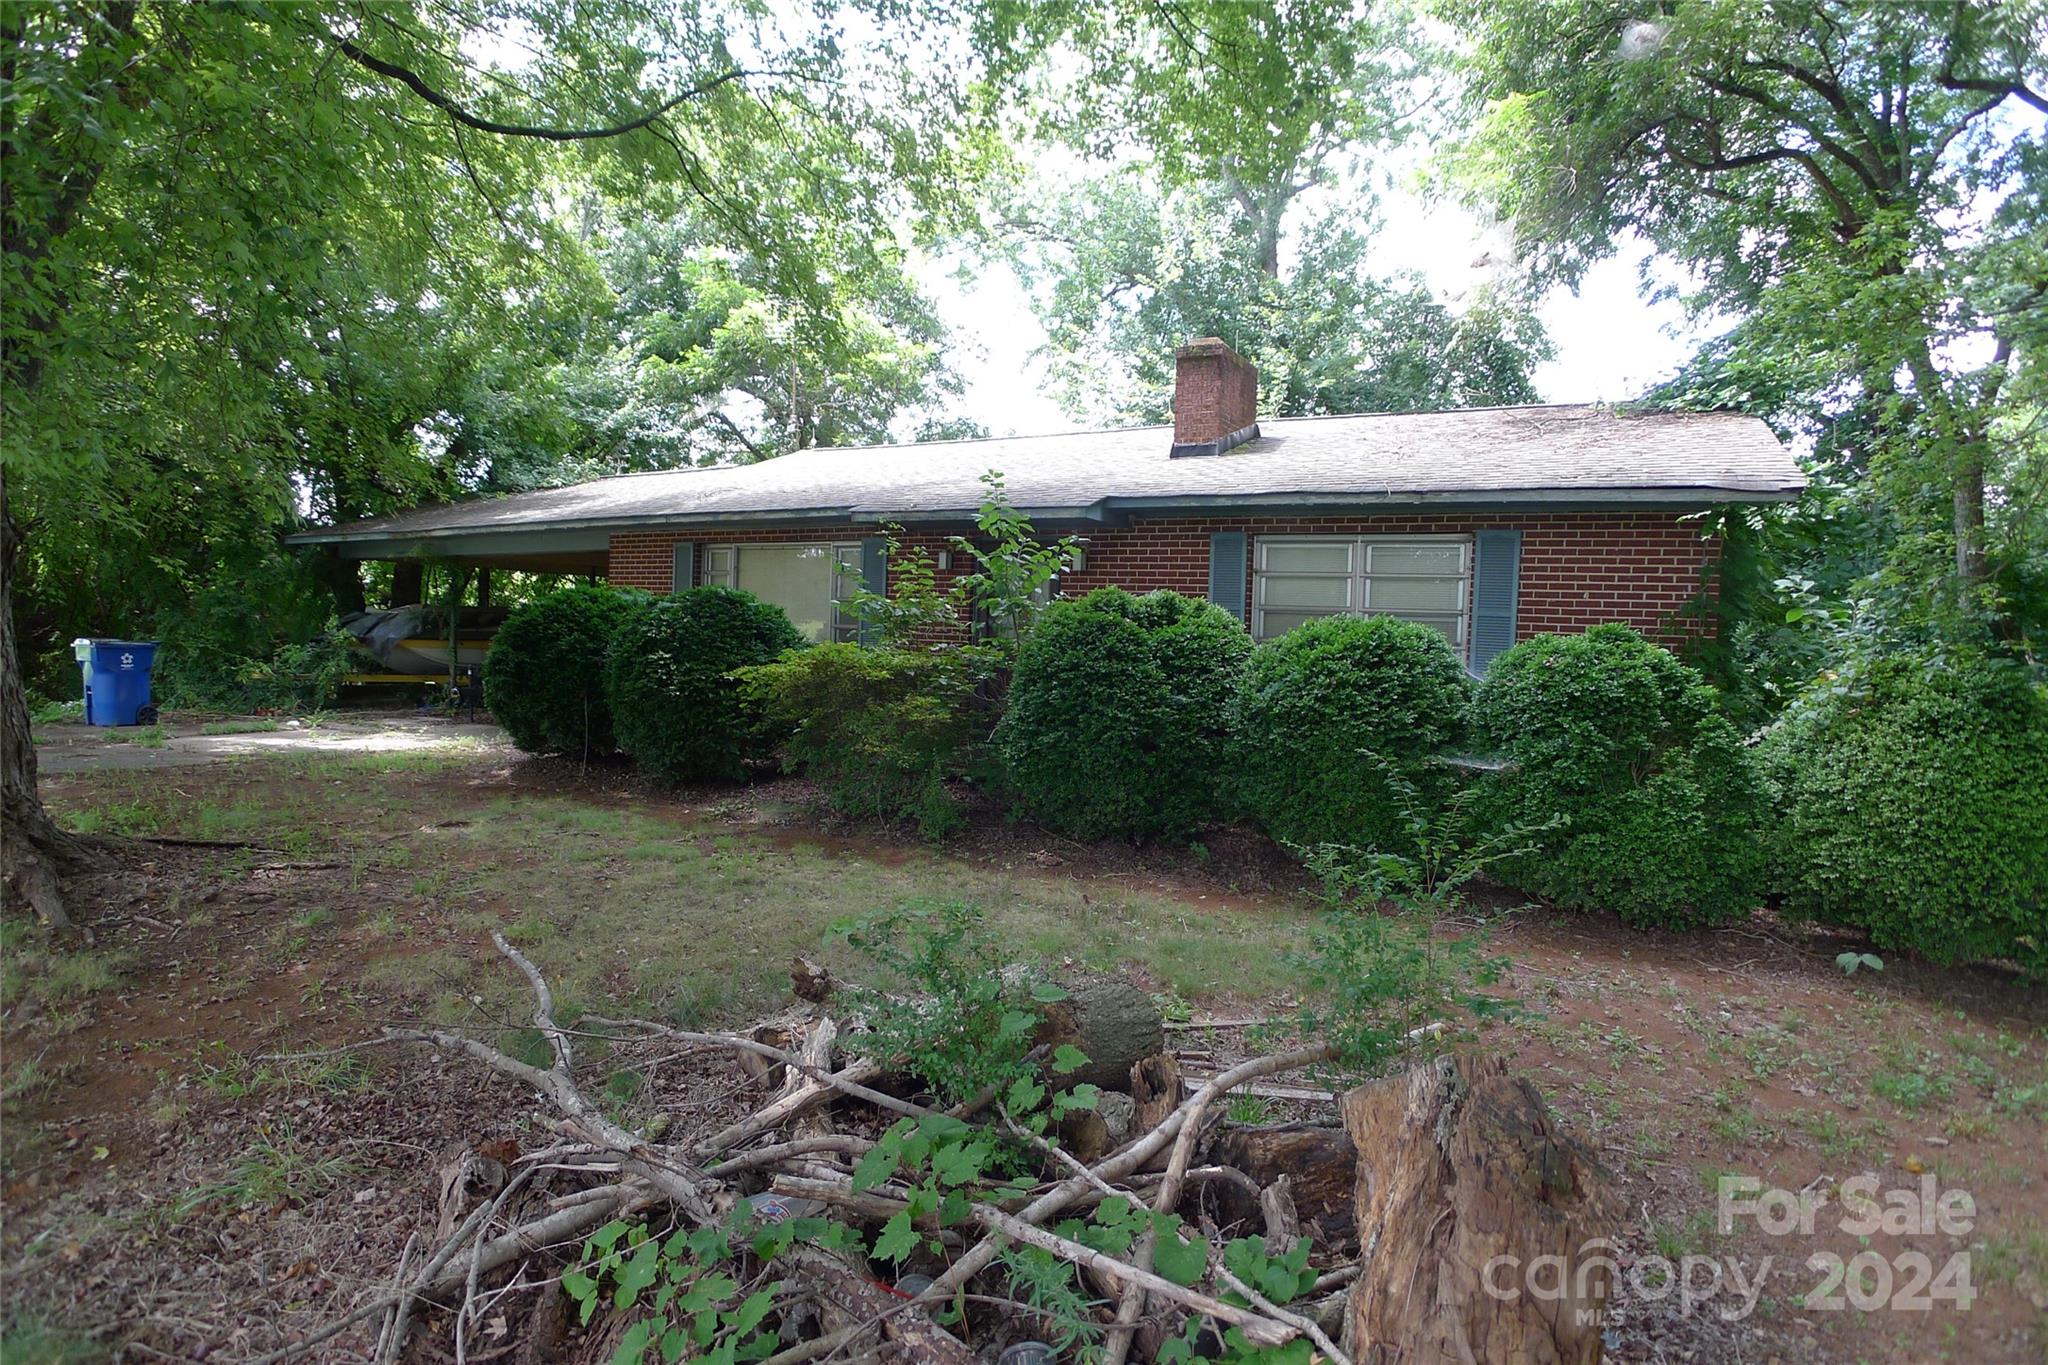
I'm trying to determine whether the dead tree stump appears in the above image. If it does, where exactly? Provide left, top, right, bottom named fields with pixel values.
left=1342, top=1053, right=1619, bottom=1364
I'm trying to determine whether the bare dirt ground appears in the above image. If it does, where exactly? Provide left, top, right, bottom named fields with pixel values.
left=31, top=710, right=507, bottom=774
left=3, top=727, right=2043, bottom=1363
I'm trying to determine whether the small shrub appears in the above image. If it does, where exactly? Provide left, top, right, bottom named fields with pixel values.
left=1764, top=662, right=2047, bottom=975
left=737, top=643, right=987, bottom=839
left=1228, top=615, right=1471, bottom=854
left=1471, top=624, right=1767, bottom=929
left=483, top=584, right=647, bottom=758
left=993, top=588, right=1250, bottom=839
left=835, top=899, right=1061, bottom=1108
left=604, top=587, right=807, bottom=784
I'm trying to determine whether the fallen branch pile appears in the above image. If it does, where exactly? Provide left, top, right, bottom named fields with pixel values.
left=267, top=935, right=1617, bottom=1364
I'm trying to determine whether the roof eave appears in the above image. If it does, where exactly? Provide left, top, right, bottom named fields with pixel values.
left=285, top=481, right=1806, bottom=551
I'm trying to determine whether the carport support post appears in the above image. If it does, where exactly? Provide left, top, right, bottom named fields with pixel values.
left=476, top=569, right=492, bottom=607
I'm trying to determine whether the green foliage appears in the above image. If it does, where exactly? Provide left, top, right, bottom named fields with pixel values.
left=484, top=585, right=648, bottom=758
left=1295, top=774, right=1556, bottom=921
left=604, top=588, right=807, bottom=784
left=1764, top=662, right=2048, bottom=976
left=1229, top=615, right=1471, bottom=855
left=1006, top=175, right=1550, bottom=427
left=29, top=698, right=81, bottom=726
left=1471, top=626, right=1768, bottom=929
left=842, top=478, right=1082, bottom=650
left=945, top=473, right=1081, bottom=645
left=842, top=528, right=958, bottom=647
left=1285, top=905, right=1513, bottom=1075
left=834, top=900, right=1061, bottom=1108
left=138, top=558, right=360, bottom=713
left=995, top=588, right=1250, bottom=839
left=736, top=643, right=984, bottom=839
left=1445, top=0, right=2046, bottom=652
left=562, top=1214, right=820, bottom=1365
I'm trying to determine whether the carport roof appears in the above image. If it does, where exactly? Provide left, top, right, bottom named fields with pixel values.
left=288, top=403, right=1805, bottom=551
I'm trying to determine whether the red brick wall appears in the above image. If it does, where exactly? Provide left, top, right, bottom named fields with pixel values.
left=608, top=511, right=1718, bottom=649
left=1174, top=339, right=1260, bottom=447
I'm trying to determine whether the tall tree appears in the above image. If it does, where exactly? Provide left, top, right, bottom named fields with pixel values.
left=1006, top=174, right=1549, bottom=424
left=973, top=0, right=1426, bottom=272
left=0, top=0, right=972, bottom=916
left=1444, top=0, right=2047, bottom=639
left=457, top=213, right=961, bottom=489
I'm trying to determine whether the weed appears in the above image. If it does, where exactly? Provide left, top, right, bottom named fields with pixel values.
left=1226, top=1094, right=1275, bottom=1125
left=175, top=1122, right=358, bottom=1215
left=0, top=1317, right=101, bottom=1364
left=1795, top=1110, right=1880, bottom=1160
left=1871, top=1047, right=1955, bottom=1112
left=1, top=1053, right=60, bottom=1104
left=29, top=698, right=83, bottom=726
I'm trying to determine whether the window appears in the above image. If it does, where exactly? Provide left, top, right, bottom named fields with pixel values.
left=703, top=542, right=862, bottom=643
left=1253, top=536, right=1471, bottom=651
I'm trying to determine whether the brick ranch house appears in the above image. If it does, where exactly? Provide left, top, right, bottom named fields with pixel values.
left=290, top=339, right=1806, bottom=674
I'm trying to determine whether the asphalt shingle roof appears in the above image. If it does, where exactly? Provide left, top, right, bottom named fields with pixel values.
left=291, top=404, right=1805, bottom=545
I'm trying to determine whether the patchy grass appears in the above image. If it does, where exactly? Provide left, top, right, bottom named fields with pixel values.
left=18, top=743, right=2048, bottom=1365
left=198, top=719, right=281, bottom=736
left=382, top=797, right=1321, bottom=1027
left=0, top=921, right=134, bottom=1019
left=173, top=1123, right=360, bottom=1216
left=104, top=724, right=169, bottom=748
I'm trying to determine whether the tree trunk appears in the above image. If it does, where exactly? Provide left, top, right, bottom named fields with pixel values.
left=1341, top=1053, right=1619, bottom=1364
left=311, top=546, right=367, bottom=616
left=1, top=463, right=98, bottom=929
left=1954, top=439, right=1988, bottom=586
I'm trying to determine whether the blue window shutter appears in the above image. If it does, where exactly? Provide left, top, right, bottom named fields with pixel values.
left=858, top=536, right=888, bottom=643
left=1470, top=529, right=1523, bottom=675
left=1207, top=531, right=1248, bottom=623
left=671, top=541, right=696, bottom=592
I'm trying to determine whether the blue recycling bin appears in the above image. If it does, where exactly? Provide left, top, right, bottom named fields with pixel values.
left=73, top=638, right=160, bottom=727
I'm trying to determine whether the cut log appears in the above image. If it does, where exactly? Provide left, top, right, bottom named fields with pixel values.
left=1341, top=1053, right=1619, bottom=1364
left=1206, top=1122, right=1357, bottom=1248
left=1033, top=974, right=1164, bottom=1093
left=778, top=1245, right=977, bottom=1363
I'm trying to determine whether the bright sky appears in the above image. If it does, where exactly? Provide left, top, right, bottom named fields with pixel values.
left=919, top=187, right=1714, bottom=438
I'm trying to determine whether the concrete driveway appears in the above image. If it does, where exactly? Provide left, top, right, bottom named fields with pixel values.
left=34, top=711, right=510, bottom=773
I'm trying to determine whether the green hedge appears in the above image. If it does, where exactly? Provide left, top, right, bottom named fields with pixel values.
left=1228, top=615, right=1471, bottom=854
left=1472, top=624, right=1767, bottom=928
left=737, top=643, right=985, bottom=839
left=993, top=588, right=1250, bottom=839
left=604, top=587, right=807, bottom=783
left=1765, top=663, right=2047, bottom=975
left=484, top=585, right=648, bottom=758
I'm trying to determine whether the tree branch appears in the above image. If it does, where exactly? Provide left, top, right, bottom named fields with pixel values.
left=319, top=24, right=761, bottom=141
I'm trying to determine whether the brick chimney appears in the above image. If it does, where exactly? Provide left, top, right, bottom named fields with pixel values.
left=1171, top=337, right=1260, bottom=457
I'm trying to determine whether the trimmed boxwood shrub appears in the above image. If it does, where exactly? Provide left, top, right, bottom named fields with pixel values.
left=1764, top=662, right=2047, bottom=975
left=737, top=643, right=985, bottom=840
left=484, top=585, right=648, bottom=758
left=1472, top=624, right=1767, bottom=929
left=604, top=587, right=807, bottom=783
left=1228, top=615, right=1471, bottom=854
left=993, top=588, right=1250, bottom=839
